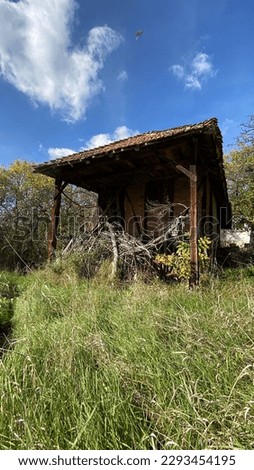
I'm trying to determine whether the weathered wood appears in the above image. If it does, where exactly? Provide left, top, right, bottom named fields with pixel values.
left=189, top=165, right=199, bottom=288
left=206, top=176, right=211, bottom=223
left=176, top=164, right=197, bottom=182
left=125, top=187, right=143, bottom=236
left=212, top=192, right=219, bottom=236
left=106, top=222, right=119, bottom=279
left=48, top=179, right=66, bottom=260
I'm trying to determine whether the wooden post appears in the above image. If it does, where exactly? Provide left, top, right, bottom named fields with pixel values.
left=189, top=165, right=199, bottom=288
left=48, top=178, right=63, bottom=260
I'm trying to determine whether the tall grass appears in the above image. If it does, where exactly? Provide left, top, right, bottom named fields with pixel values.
left=0, top=271, right=21, bottom=351
left=0, top=265, right=253, bottom=449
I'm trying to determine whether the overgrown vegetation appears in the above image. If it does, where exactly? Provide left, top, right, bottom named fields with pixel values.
left=225, top=114, right=254, bottom=239
left=0, top=264, right=253, bottom=450
left=0, top=271, right=20, bottom=352
left=0, top=116, right=253, bottom=450
left=155, top=237, right=211, bottom=280
left=0, top=160, right=96, bottom=270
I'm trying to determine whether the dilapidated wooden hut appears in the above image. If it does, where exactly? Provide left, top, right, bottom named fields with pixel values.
left=34, top=117, right=231, bottom=284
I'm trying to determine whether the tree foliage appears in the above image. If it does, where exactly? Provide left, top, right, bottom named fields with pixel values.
left=224, top=116, right=254, bottom=231
left=0, top=160, right=97, bottom=270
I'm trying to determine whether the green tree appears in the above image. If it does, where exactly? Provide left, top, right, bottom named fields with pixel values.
left=0, top=161, right=52, bottom=269
left=224, top=116, right=254, bottom=244
left=0, top=160, right=97, bottom=270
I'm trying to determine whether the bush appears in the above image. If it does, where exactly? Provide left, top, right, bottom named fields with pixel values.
left=155, top=237, right=211, bottom=280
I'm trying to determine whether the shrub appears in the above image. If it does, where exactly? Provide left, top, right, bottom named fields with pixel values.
left=155, top=236, right=211, bottom=280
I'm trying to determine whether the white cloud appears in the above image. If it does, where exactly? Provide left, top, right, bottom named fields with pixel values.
left=185, top=75, right=202, bottom=90
left=0, top=0, right=123, bottom=122
left=117, top=70, right=128, bottom=81
left=48, top=125, right=139, bottom=159
left=84, top=125, right=139, bottom=149
left=170, top=64, right=184, bottom=79
left=192, top=52, right=213, bottom=76
left=170, top=52, right=216, bottom=90
left=48, top=147, right=76, bottom=159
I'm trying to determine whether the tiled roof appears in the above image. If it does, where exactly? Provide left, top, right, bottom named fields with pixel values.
left=34, top=118, right=221, bottom=172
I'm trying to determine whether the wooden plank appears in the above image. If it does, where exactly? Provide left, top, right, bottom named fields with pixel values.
left=189, top=165, right=199, bottom=288
left=176, top=164, right=197, bottom=182
left=125, top=186, right=144, bottom=236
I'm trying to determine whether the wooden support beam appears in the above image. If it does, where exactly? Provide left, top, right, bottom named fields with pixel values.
left=48, top=179, right=67, bottom=260
left=156, top=145, right=200, bottom=287
left=189, top=164, right=199, bottom=288
left=176, top=164, right=197, bottom=181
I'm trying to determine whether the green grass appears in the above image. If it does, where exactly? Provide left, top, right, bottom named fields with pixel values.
left=0, top=271, right=21, bottom=350
left=0, top=265, right=254, bottom=450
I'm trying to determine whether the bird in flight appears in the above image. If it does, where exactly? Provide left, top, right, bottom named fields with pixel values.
left=135, top=29, right=143, bottom=40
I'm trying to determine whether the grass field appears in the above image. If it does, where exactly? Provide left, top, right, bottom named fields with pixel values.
left=0, top=265, right=253, bottom=450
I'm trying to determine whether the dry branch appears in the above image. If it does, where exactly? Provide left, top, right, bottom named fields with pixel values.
left=62, top=202, right=190, bottom=279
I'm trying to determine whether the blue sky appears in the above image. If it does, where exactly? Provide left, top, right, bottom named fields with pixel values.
left=0, top=0, right=254, bottom=166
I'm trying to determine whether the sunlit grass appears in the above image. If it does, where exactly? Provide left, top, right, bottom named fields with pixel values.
left=0, top=266, right=253, bottom=449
